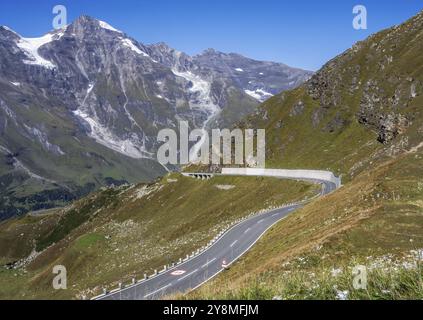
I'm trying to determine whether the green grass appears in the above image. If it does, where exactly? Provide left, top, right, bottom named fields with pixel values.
left=180, top=12, right=423, bottom=300
left=0, top=174, right=316, bottom=299
left=35, top=188, right=124, bottom=251
left=184, top=149, right=423, bottom=300
left=186, top=258, right=423, bottom=300
left=1, top=10, right=422, bottom=301
left=74, top=233, right=104, bottom=250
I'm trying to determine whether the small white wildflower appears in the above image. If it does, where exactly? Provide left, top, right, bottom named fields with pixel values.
left=331, top=268, right=342, bottom=277
left=336, top=290, right=349, bottom=300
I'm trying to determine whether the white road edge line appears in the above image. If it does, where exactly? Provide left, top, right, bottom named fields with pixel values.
left=144, top=284, right=171, bottom=298
left=190, top=213, right=293, bottom=293
left=99, top=205, right=299, bottom=300
left=97, top=181, right=336, bottom=300
left=201, top=258, right=216, bottom=269
left=189, top=182, right=337, bottom=294
left=98, top=206, right=265, bottom=299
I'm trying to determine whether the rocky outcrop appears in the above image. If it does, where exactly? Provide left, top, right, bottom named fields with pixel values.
left=304, top=11, right=423, bottom=143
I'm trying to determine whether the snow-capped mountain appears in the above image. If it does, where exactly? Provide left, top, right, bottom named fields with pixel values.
left=193, top=48, right=313, bottom=102
left=0, top=16, right=312, bottom=219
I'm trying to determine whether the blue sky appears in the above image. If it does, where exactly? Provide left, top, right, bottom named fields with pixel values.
left=1, top=0, right=422, bottom=70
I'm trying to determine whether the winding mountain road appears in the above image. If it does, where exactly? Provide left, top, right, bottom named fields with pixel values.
left=98, top=177, right=338, bottom=300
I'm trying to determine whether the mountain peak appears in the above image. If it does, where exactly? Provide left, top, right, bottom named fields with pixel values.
left=202, top=48, right=218, bottom=54
left=196, top=49, right=247, bottom=61
left=198, top=48, right=225, bottom=57
left=0, top=25, right=18, bottom=35
left=0, top=26, right=13, bottom=32
left=71, top=15, right=122, bottom=34
left=72, top=15, right=98, bottom=27
left=150, top=42, right=173, bottom=51
left=0, top=25, right=22, bottom=42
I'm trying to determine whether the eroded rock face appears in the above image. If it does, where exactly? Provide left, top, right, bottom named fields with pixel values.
left=357, top=75, right=416, bottom=144
left=303, top=10, right=423, bottom=143
left=377, top=113, right=409, bottom=144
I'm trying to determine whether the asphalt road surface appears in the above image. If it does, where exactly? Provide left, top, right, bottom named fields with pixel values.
left=99, top=179, right=337, bottom=300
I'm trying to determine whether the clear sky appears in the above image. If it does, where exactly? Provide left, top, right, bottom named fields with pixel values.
left=1, top=0, right=422, bottom=71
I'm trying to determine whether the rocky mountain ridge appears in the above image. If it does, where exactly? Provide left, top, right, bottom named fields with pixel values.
left=0, top=16, right=311, bottom=219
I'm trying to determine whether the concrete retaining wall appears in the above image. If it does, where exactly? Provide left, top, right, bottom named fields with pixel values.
left=221, top=168, right=341, bottom=188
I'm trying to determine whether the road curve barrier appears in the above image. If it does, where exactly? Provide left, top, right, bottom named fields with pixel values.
left=220, top=168, right=342, bottom=189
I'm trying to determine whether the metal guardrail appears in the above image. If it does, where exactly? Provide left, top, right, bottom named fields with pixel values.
left=92, top=169, right=341, bottom=299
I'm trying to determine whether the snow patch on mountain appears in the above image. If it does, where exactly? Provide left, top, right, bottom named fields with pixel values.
left=244, top=88, right=273, bottom=102
left=1, top=26, right=21, bottom=37
left=1, top=26, right=13, bottom=32
left=172, top=70, right=219, bottom=116
left=53, top=25, right=68, bottom=40
left=73, top=109, right=149, bottom=159
left=121, top=38, right=149, bottom=57
left=16, top=33, right=58, bottom=69
left=171, top=69, right=221, bottom=160
left=86, top=83, right=94, bottom=95
left=235, top=68, right=244, bottom=72
left=73, top=82, right=152, bottom=159
left=98, top=20, right=122, bottom=33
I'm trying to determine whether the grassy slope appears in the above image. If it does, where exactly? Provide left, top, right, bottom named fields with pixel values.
left=2, top=10, right=422, bottom=301
left=182, top=11, right=423, bottom=299
left=0, top=174, right=316, bottom=299
left=186, top=148, right=423, bottom=299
